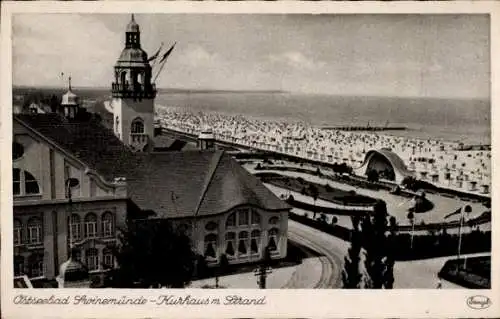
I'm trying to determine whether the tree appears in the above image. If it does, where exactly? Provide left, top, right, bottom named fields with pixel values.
left=309, top=184, right=319, bottom=219
left=361, top=200, right=394, bottom=289
left=342, top=216, right=362, bottom=288
left=109, top=219, right=196, bottom=288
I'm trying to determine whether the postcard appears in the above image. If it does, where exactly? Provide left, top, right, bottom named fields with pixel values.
left=1, top=1, right=499, bottom=318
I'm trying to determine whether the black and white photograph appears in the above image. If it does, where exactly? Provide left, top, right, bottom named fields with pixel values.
left=1, top=2, right=498, bottom=318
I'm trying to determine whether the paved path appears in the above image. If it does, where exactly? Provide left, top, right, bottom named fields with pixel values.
left=394, top=253, right=490, bottom=289
left=247, top=165, right=487, bottom=227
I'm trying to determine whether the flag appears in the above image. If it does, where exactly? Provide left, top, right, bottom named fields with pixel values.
left=158, top=42, right=176, bottom=64
left=444, top=207, right=462, bottom=220
left=148, top=43, right=163, bottom=62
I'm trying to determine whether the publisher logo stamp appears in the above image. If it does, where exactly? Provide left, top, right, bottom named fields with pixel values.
left=467, top=295, right=491, bottom=310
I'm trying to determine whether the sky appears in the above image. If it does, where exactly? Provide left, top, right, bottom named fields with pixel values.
left=13, top=13, right=490, bottom=99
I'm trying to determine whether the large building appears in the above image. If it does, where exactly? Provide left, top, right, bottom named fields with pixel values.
left=12, top=14, right=290, bottom=287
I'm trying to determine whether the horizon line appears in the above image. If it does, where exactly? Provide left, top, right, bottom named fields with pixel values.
left=12, top=84, right=490, bottom=101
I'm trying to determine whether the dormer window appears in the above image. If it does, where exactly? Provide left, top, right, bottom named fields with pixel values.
left=13, top=169, right=40, bottom=196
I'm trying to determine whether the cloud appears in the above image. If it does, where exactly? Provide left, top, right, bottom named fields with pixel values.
left=268, top=51, right=325, bottom=71
left=13, top=14, right=120, bottom=87
left=180, top=45, right=219, bottom=68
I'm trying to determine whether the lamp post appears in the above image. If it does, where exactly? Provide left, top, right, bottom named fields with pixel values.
left=458, top=205, right=472, bottom=270
left=254, top=245, right=273, bottom=289
left=407, top=211, right=415, bottom=250
left=65, top=178, right=79, bottom=249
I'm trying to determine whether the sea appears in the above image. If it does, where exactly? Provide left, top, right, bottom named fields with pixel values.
left=155, top=92, right=491, bottom=145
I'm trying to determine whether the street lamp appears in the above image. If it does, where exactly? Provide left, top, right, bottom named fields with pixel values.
left=457, top=205, right=472, bottom=270
left=407, top=211, right=415, bottom=250
left=254, top=245, right=273, bottom=289
left=65, top=178, right=79, bottom=251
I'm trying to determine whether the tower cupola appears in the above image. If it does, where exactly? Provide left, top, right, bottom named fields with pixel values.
left=61, top=76, right=79, bottom=119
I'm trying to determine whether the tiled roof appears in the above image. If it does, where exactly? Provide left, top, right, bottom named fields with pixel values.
left=15, top=113, right=139, bottom=181
left=14, top=113, right=290, bottom=218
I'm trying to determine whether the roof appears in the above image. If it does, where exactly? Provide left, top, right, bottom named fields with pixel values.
left=15, top=113, right=137, bottom=181
left=127, top=150, right=290, bottom=218
left=115, top=48, right=150, bottom=68
left=14, top=113, right=290, bottom=218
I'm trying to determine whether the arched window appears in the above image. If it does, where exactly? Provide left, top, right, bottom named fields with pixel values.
left=238, top=231, right=249, bottom=256
left=225, top=232, right=236, bottom=257
left=205, top=221, right=218, bottom=232
left=14, top=219, right=22, bottom=246
left=84, top=213, right=97, bottom=239
left=269, top=216, right=279, bottom=225
left=131, top=118, right=145, bottom=134
left=69, top=214, right=81, bottom=242
left=103, top=248, right=113, bottom=269
left=86, top=248, right=99, bottom=271
left=268, top=228, right=279, bottom=252
left=250, top=230, right=261, bottom=254
left=13, top=169, right=40, bottom=196
left=27, top=217, right=42, bottom=245
left=101, top=212, right=114, bottom=238
left=120, top=71, right=127, bottom=85
left=204, top=234, right=217, bottom=259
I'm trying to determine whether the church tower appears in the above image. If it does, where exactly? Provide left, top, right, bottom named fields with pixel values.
left=111, top=14, right=156, bottom=152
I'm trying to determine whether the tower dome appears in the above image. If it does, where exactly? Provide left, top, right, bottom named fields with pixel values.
left=126, top=14, right=140, bottom=33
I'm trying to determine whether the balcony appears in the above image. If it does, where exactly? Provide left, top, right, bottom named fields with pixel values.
left=130, top=133, right=149, bottom=152
left=111, top=83, right=156, bottom=99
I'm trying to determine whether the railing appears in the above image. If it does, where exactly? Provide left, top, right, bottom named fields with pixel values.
left=111, top=83, right=156, bottom=99
left=130, top=133, right=149, bottom=145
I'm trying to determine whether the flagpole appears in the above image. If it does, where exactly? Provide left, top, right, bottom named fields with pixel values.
left=150, top=42, right=164, bottom=71
left=153, top=56, right=169, bottom=83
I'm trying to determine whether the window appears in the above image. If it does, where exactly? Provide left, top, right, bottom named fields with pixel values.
left=103, top=249, right=113, bottom=269
left=225, top=232, right=236, bottom=257
left=69, top=214, right=81, bottom=243
left=204, top=234, right=217, bottom=259
left=268, top=228, right=279, bottom=252
left=84, top=213, right=98, bottom=239
left=13, top=169, right=40, bottom=196
left=251, top=210, right=260, bottom=225
left=86, top=248, right=99, bottom=271
left=30, top=258, right=44, bottom=278
left=226, top=214, right=236, bottom=228
left=250, top=230, right=261, bottom=254
left=14, top=219, right=22, bottom=246
left=73, top=249, right=82, bottom=262
left=269, top=216, right=279, bottom=225
left=205, top=221, right=218, bottom=232
left=27, top=217, right=42, bottom=245
left=13, top=169, right=20, bottom=195
left=238, top=210, right=249, bottom=226
left=131, top=118, right=144, bottom=134
left=14, top=256, right=24, bottom=276
left=101, top=212, right=114, bottom=237
left=24, top=172, right=40, bottom=194
left=238, top=231, right=249, bottom=256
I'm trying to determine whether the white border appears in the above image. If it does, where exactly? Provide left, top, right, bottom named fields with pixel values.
left=1, top=1, right=499, bottom=318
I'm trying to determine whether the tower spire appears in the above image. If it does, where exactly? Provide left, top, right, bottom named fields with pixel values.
left=131, top=13, right=135, bottom=22
left=68, top=76, right=72, bottom=91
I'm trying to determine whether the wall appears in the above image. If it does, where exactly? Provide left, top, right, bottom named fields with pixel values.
left=111, top=97, right=154, bottom=146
